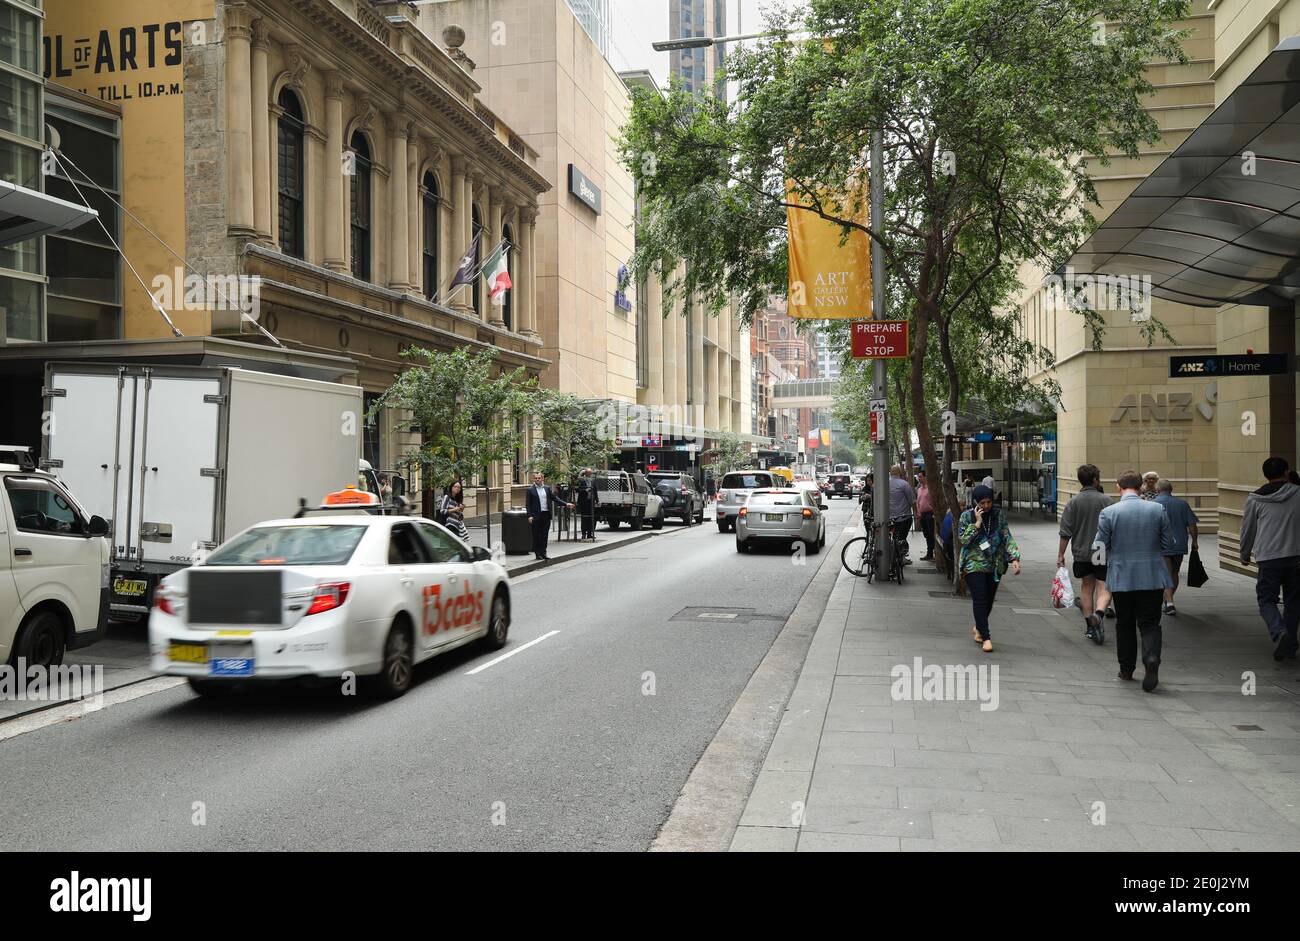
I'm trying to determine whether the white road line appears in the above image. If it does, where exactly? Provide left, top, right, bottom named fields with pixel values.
left=0, top=677, right=186, bottom=743
left=466, top=630, right=560, bottom=675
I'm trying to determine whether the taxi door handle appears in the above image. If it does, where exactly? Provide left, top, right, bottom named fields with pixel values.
left=400, top=577, right=413, bottom=587
left=448, top=574, right=458, bottom=583
left=14, top=548, right=31, bottom=557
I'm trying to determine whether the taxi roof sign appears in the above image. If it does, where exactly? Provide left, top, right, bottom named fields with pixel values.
left=322, top=486, right=380, bottom=507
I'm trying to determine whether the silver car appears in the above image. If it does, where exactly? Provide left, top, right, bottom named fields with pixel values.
left=716, top=470, right=778, bottom=533
left=736, top=488, right=826, bottom=554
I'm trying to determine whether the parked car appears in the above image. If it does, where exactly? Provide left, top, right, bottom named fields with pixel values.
left=716, top=469, right=778, bottom=533
left=150, top=514, right=510, bottom=698
left=736, top=488, right=827, bottom=554
left=1, top=446, right=111, bottom=668
left=593, top=471, right=651, bottom=530
left=646, top=472, right=705, bottom=526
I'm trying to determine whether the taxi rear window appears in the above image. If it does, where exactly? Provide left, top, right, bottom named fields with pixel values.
left=205, top=525, right=366, bottom=566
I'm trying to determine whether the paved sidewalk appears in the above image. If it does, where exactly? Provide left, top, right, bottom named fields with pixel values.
left=732, top=517, right=1300, bottom=852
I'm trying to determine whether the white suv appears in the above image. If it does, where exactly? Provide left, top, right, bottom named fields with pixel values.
left=0, top=446, right=110, bottom=667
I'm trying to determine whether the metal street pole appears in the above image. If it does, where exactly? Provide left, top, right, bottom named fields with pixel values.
left=870, top=129, right=890, bottom=576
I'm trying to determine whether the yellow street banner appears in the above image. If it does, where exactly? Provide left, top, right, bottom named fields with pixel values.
left=820, top=428, right=831, bottom=447
left=786, top=182, right=871, bottom=319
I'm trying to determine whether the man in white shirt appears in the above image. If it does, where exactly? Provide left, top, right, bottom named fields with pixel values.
left=526, top=471, right=573, bottom=560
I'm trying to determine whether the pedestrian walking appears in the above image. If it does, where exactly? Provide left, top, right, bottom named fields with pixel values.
left=1094, top=469, right=1175, bottom=691
left=1056, top=463, right=1112, bottom=643
left=1154, top=479, right=1198, bottom=616
left=888, top=464, right=917, bottom=563
left=1140, top=470, right=1160, bottom=501
left=577, top=468, right=597, bottom=541
left=705, top=473, right=717, bottom=504
left=526, top=471, right=574, bottom=561
left=957, top=484, right=1021, bottom=653
left=916, top=475, right=936, bottom=561
left=1239, top=456, right=1300, bottom=661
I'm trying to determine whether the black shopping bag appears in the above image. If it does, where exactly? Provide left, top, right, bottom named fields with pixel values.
left=1187, top=549, right=1209, bottom=588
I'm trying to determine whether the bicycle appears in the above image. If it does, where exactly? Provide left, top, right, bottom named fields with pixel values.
left=841, top=517, right=908, bottom=584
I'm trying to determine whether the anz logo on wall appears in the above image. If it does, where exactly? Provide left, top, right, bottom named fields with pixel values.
left=1109, top=383, right=1217, bottom=423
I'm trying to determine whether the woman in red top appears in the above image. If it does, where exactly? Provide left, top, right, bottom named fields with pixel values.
left=916, top=477, right=936, bottom=561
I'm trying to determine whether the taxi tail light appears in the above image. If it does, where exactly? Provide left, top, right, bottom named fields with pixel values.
left=154, top=592, right=175, bottom=616
left=802, top=508, right=814, bottom=518
left=306, top=582, right=351, bottom=616
left=738, top=507, right=748, bottom=517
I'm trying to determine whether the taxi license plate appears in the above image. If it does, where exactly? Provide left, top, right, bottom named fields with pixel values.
left=168, top=641, right=255, bottom=676
left=764, top=513, right=784, bottom=522
left=168, top=642, right=208, bottom=664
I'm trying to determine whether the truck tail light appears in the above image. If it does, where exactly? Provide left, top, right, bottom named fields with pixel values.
left=306, top=582, right=351, bottom=616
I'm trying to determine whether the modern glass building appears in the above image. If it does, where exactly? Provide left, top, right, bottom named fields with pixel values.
left=669, top=0, right=726, bottom=99
left=566, top=0, right=610, bottom=59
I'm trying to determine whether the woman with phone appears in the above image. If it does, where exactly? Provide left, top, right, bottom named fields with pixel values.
left=958, top=484, right=1022, bottom=652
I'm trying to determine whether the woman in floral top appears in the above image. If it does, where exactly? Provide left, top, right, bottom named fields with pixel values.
left=958, top=484, right=1022, bottom=652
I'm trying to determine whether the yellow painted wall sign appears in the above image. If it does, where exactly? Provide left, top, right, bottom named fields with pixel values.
left=785, top=182, right=872, bottom=320
left=43, top=2, right=215, bottom=339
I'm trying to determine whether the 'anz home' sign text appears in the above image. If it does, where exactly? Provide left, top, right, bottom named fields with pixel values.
left=568, top=164, right=601, bottom=216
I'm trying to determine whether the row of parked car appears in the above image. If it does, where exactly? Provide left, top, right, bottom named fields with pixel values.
left=589, top=470, right=707, bottom=531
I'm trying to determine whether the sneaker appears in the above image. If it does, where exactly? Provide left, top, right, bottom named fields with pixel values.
left=1162, top=602, right=1175, bottom=616
left=1105, top=606, right=1116, bottom=619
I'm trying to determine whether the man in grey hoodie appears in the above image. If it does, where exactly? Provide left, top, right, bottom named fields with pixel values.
left=1240, top=456, right=1300, bottom=660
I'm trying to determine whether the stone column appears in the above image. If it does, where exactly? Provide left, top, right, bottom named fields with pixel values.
left=250, top=19, right=271, bottom=239
left=521, top=208, right=540, bottom=339
left=387, top=114, right=410, bottom=291
left=225, top=5, right=255, bottom=235
left=448, top=156, right=470, bottom=309
left=487, top=186, right=504, bottom=324
left=323, top=72, right=345, bottom=271
left=407, top=137, right=423, bottom=296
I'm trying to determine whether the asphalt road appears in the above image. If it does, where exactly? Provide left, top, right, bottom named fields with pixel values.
left=0, top=498, right=862, bottom=851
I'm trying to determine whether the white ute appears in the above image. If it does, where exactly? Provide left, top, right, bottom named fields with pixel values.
left=0, top=446, right=110, bottom=667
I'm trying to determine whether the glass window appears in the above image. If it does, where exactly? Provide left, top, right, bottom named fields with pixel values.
left=387, top=523, right=428, bottom=565
left=5, top=477, right=86, bottom=534
left=47, top=239, right=119, bottom=303
left=47, top=115, right=116, bottom=189
left=44, top=176, right=118, bottom=247
left=470, top=203, right=482, bottom=310
left=749, top=491, right=801, bottom=506
left=415, top=521, right=468, bottom=563
left=0, top=136, right=37, bottom=185
left=349, top=131, right=371, bottom=280
left=0, top=69, right=39, bottom=138
left=47, top=296, right=120, bottom=341
left=422, top=172, right=439, bottom=299
left=0, top=274, right=40, bottom=339
left=0, top=234, right=38, bottom=274
left=206, top=525, right=367, bottom=566
left=277, top=88, right=305, bottom=259
left=501, top=223, right=513, bottom=328
left=0, top=6, right=38, bottom=75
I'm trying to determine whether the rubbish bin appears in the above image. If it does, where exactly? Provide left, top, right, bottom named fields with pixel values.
left=501, top=508, right=532, bottom=555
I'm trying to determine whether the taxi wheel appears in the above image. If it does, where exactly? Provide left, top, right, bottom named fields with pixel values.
left=12, top=611, right=65, bottom=669
left=483, top=592, right=509, bottom=650
left=374, top=622, right=414, bottom=698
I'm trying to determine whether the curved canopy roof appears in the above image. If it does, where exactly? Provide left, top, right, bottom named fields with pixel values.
left=1068, top=37, right=1300, bottom=309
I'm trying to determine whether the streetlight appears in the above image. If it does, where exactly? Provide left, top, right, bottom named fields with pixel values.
left=650, top=30, right=789, bottom=52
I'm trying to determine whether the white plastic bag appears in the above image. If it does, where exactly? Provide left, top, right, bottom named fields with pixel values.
left=1050, top=566, right=1074, bottom=609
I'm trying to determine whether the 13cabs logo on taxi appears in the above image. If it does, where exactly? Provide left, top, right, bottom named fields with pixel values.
left=420, top=582, right=485, bottom=635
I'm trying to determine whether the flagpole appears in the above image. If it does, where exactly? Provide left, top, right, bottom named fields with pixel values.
left=434, top=238, right=512, bottom=308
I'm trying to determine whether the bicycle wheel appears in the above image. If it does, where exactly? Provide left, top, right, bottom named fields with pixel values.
left=840, top=536, right=874, bottom=578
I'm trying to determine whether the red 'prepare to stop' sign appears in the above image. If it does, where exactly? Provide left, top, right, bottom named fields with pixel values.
left=851, top=320, right=909, bottom=358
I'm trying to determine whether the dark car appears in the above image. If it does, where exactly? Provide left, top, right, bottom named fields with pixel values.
left=646, top=472, right=705, bottom=525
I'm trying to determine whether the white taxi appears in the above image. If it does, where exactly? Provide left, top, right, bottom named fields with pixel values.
left=149, top=514, right=510, bottom=698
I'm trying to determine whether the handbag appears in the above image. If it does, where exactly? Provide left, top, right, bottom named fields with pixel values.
left=1187, top=548, right=1209, bottom=588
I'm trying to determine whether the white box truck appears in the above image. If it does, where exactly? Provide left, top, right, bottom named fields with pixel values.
left=41, top=362, right=364, bottom=620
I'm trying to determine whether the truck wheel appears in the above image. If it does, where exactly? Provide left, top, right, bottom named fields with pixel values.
left=607, top=519, right=620, bottom=530
left=11, top=611, right=65, bottom=669
left=631, top=510, right=644, bottom=531
left=371, top=621, right=413, bottom=698
left=652, top=509, right=665, bottom=530
left=482, top=591, right=509, bottom=650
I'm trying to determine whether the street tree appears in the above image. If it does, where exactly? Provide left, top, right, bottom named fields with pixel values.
left=369, top=346, right=539, bottom=542
left=705, top=431, right=750, bottom=477
left=529, top=392, right=618, bottom=487
left=621, top=0, right=1190, bottom=523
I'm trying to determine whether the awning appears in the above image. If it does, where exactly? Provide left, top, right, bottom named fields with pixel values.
left=0, top=177, right=97, bottom=246
left=1068, top=37, right=1300, bottom=308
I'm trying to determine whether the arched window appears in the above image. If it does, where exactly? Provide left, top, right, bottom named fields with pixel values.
left=276, top=88, right=305, bottom=259
left=349, top=131, right=372, bottom=281
left=470, top=203, right=483, bottom=311
left=501, top=222, right=514, bottom=329
left=422, top=171, right=440, bottom=300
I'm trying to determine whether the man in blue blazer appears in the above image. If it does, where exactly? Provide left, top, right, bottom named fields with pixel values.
left=1094, top=469, right=1175, bottom=691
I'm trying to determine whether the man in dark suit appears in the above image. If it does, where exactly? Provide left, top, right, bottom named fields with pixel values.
left=526, top=471, right=573, bottom=560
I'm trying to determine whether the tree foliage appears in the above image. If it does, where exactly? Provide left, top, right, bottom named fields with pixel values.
left=528, top=393, right=618, bottom=484
left=705, top=431, right=751, bottom=476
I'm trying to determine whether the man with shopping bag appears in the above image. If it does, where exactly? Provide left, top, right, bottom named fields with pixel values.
left=1057, top=464, right=1113, bottom=645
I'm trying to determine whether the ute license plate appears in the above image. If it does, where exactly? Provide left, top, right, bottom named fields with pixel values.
left=764, top=513, right=784, bottom=522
